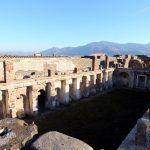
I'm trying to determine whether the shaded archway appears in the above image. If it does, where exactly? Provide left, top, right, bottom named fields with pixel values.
left=56, top=88, right=61, bottom=102
left=38, top=90, right=46, bottom=111
left=119, top=72, right=129, bottom=87
left=0, top=101, right=4, bottom=119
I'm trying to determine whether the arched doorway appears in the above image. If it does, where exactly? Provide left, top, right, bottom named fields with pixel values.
left=38, top=89, right=46, bottom=111
left=119, top=72, right=129, bottom=87
left=136, top=75, right=147, bottom=89
left=56, top=88, right=61, bottom=102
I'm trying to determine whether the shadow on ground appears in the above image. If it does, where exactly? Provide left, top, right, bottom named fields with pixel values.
left=26, top=89, right=150, bottom=150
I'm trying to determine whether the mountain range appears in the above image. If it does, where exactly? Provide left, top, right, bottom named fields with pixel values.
left=42, top=41, right=150, bottom=56
left=1, top=41, right=150, bottom=56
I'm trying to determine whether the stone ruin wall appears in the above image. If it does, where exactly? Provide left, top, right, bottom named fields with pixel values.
left=0, top=54, right=149, bottom=119
left=1, top=57, right=92, bottom=81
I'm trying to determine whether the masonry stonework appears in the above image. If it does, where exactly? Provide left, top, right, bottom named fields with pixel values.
left=0, top=54, right=149, bottom=118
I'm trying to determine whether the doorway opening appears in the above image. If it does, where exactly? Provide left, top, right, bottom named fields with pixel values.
left=48, top=70, right=51, bottom=77
left=38, top=90, right=46, bottom=111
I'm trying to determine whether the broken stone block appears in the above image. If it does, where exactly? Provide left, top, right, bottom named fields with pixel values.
left=0, top=118, right=38, bottom=150
left=135, top=118, right=150, bottom=148
left=31, top=131, right=93, bottom=150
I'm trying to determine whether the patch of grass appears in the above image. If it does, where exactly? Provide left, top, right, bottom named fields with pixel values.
left=31, top=89, right=150, bottom=150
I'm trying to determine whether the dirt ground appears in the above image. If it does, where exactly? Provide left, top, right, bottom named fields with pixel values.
left=26, top=89, right=150, bottom=150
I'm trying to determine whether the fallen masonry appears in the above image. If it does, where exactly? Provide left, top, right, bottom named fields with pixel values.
left=0, top=118, right=38, bottom=150
left=31, top=131, right=93, bottom=150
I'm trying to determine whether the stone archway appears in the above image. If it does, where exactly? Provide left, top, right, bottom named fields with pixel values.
left=136, top=75, right=147, bottom=89
left=38, top=89, right=46, bottom=111
left=119, top=72, right=130, bottom=87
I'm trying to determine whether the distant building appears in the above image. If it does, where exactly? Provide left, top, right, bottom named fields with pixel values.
left=33, top=53, right=42, bottom=56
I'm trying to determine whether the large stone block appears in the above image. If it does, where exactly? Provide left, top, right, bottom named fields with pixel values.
left=31, top=131, right=93, bottom=150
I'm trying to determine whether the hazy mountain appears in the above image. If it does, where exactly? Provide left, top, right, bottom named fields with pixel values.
left=0, top=41, right=150, bottom=56
left=42, top=41, right=150, bottom=56
left=0, top=50, right=33, bottom=56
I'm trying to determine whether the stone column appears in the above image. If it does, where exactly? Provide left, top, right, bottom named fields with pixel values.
left=60, top=80, right=70, bottom=104
left=81, top=76, right=90, bottom=97
left=45, top=82, right=57, bottom=109
left=72, top=78, right=81, bottom=100
left=90, top=75, right=96, bottom=85
left=26, top=86, right=33, bottom=115
left=123, top=58, right=130, bottom=68
left=96, top=73, right=103, bottom=92
left=89, top=74, right=96, bottom=95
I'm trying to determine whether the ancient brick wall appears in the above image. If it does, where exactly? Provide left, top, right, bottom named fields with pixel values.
left=3, top=57, right=92, bottom=80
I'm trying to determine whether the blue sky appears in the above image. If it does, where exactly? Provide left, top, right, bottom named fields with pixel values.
left=0, top=0, right=150, bottom=52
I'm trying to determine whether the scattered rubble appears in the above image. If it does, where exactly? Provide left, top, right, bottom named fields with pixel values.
left=0, top=118, right=38, bottom=150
